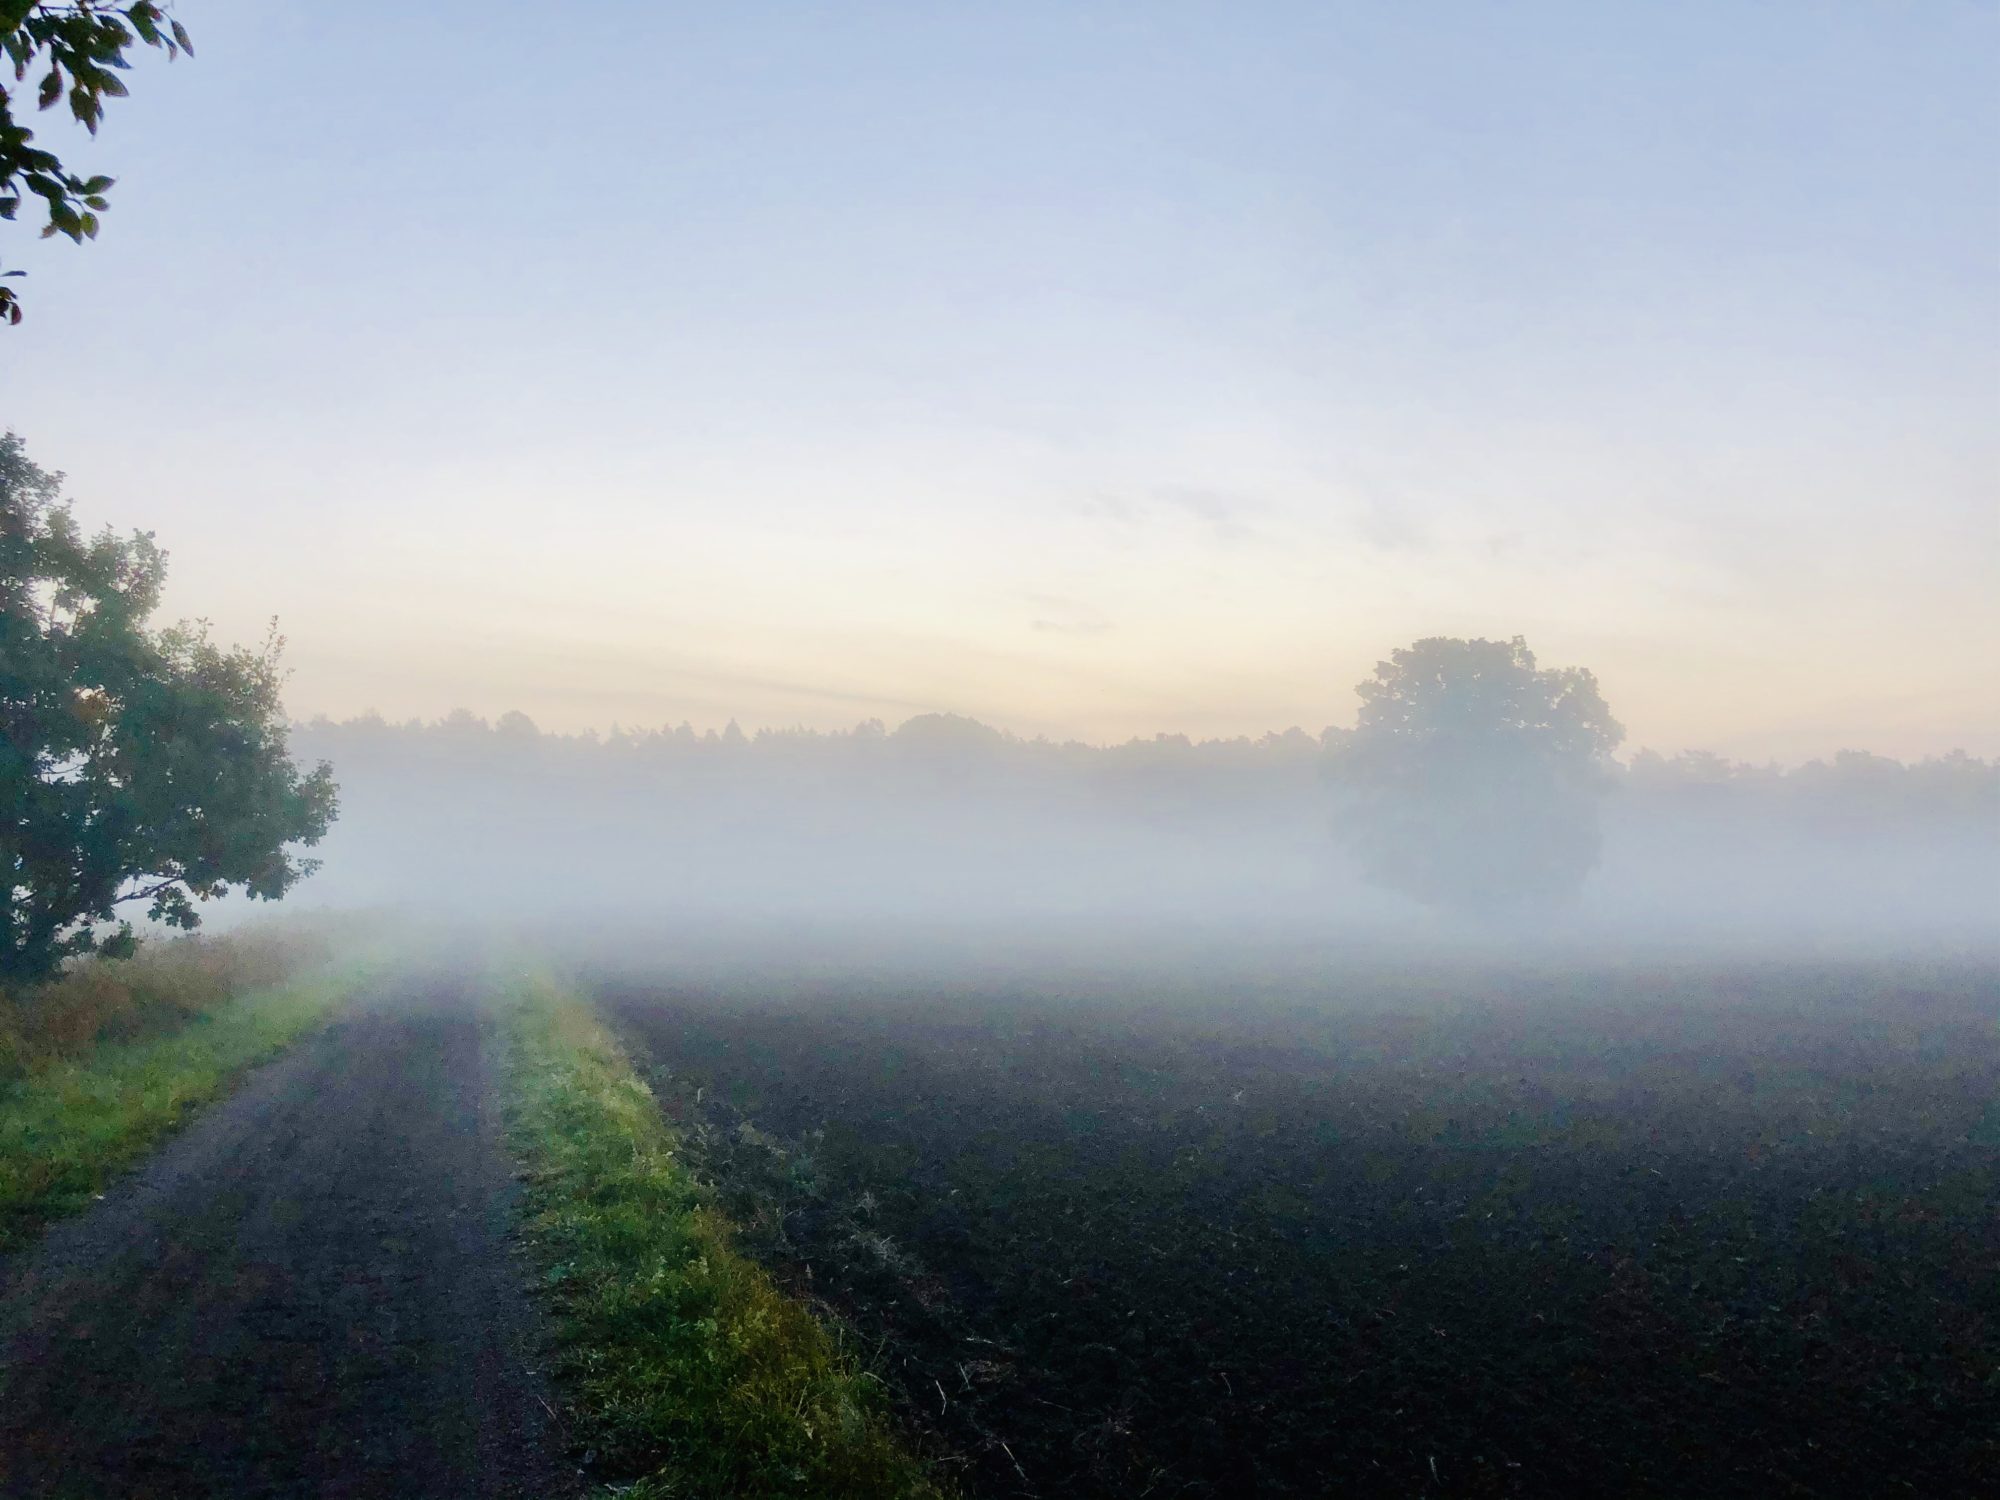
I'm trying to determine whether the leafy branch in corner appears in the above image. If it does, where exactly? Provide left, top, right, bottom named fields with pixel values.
left=0, top=2, right=191, bottom=323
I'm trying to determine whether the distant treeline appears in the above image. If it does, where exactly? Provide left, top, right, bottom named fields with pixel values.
left=299, top=709, right=1993, bottom=818
left=287, top=711, right=1997, bottom=940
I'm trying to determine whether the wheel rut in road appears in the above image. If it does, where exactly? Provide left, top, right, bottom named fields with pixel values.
left=0, top=974, right=580, bottom=1499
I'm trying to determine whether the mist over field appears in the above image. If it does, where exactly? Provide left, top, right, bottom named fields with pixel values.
left=284, top=709, right=1998, bottom=961
left=262, top=686, right=1998, bottom=1496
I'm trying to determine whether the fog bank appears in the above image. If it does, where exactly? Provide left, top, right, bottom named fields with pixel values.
left=253, top=713, right=1997, bottom=962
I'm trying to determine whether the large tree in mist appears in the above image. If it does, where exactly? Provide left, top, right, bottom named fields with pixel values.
left=1328, top=636, right=1623, bottom=913
left=1, top=433, right=335, bottom=984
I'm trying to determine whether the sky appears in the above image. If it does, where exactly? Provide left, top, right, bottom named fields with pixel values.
left=2, top=1, right=1995, bottom=761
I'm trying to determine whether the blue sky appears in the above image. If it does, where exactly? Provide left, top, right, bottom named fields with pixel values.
left=3, top=1, right=1994, bottom=757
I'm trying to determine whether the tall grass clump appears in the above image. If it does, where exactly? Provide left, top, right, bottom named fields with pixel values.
left=501, top=971, right=946, bottom=1500
left=0, top=926, right=332, bottom=1082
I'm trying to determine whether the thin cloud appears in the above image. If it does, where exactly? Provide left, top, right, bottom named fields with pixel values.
left=1022, top=590, right=1114, bottom=637
left=1066, top=487, right=1271, bottom=546
left=1151, top=486, right=1266, bottom=544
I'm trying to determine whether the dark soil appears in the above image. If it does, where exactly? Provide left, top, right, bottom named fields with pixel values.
left=606, top=958, right=2000, bottom=1500
left=0, top=975, right=582, bottom=1500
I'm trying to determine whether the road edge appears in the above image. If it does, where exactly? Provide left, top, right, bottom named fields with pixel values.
left=495, top=963, right=949, bottom=1500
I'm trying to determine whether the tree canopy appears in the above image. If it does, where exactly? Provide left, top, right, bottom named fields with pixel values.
left=1, top=432, right=335, bottom=984
left=1, top=1, right=190, bottom=324
left=1327, top=636, right=1624, bottom=913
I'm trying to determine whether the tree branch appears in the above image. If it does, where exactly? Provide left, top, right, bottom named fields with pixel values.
left=112, top=874, right=179, bottom=907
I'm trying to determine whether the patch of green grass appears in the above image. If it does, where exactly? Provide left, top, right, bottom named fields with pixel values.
left=0, top=959, right=371, bottom=1249
left=500, top=969, right=947, bottom=1500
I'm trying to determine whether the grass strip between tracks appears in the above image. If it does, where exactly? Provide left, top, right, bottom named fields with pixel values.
left=500, top=968, right=946, bottom=1500
left=0, top=957, right=375, bottom=1250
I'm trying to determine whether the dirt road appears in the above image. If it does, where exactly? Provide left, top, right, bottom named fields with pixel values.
left=0, top=976, right=580, bottom=1499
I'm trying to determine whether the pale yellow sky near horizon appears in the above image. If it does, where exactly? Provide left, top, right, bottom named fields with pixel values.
left=88, top=424, right=1993, bottom=765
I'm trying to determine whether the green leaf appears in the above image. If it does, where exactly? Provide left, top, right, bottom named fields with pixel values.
left=81, top=174, right=114, bottom=195
left=170, top=19, right=193, bottom=56
left=36, top=66, right=60, bottom=109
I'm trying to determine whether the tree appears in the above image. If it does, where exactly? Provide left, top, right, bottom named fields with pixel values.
left=1327, top=636, right=1623, bottom=913
left=1, top=1, right=191, bottom=324
left=1, top=432, right=335, bottom=984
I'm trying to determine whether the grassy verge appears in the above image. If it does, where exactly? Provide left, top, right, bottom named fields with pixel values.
left=0, top=954, right=373, bottom=1250
left=500, top=968, right=947, bottom=1500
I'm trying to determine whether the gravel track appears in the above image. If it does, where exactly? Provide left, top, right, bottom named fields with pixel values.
left=0, top=974, right=581, bottom=1499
